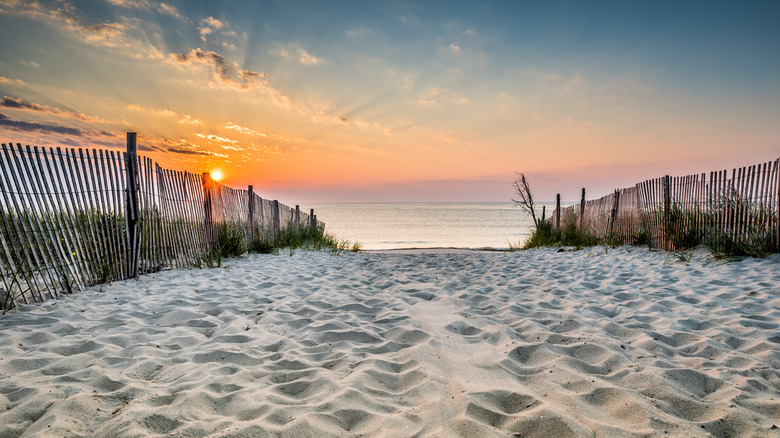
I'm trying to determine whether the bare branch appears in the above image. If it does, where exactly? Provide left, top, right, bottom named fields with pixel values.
left=512, top=172, right=538, bottom=225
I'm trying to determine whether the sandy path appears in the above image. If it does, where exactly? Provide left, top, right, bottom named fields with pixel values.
left=0, top=248, right=778, bottom=437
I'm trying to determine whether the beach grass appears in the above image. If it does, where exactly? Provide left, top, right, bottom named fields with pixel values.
left=519, top=200, right=777, bottom=260
left=522, top=221, right=603, bottom=250
left=245, top=225, right=360, bottom=259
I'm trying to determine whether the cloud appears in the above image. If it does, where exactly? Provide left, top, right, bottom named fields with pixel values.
left=167, top=147, right=211, bottom=156
left=199, top=16, right=226, bottom=40
left=105, top=0, right=180, bottom=17
left=298, top=49, right=321, bottom=65
left=314, top=112, right=349, bottom=124
left=169, top=48, right=308, bottom=114
left=1, top=96, right=110, bottom=123
left=161, top=139, right=226, bottom=156
left=0, top=112, right=113, bottom=137
left=202, top=17, right=224, bottom=29
left=157, top=3, right=180, bottom=17
left=0, top=1, right=164, bottom=59
left=195, top=133, right=241, bottom=149
left=127, top=104, right=201, bottom=125
left=449, top=44, right=461, bottom=55
left=277, top=46, right=324, bottom=65
left=0, top=76, right=26, bottom=86
left=225, top=122, right=266, bottom=137
left=169, top=48, right=268, bottom=89
left=74, top=21, right=126, bottom=44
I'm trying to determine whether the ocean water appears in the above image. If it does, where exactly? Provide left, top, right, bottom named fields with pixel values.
left=306, top=202, right=551, bottom=250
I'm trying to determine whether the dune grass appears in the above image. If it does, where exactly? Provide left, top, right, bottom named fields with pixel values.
left=269, top=226, right=362, bottom=257
left=190, top=223, right=361, bottom=268
left=519, top=201, right=776, bottom=260
left=521, top=221, right=604, bottom=250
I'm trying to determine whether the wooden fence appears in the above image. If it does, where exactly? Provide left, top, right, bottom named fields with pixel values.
left=0, top=133, right=323, bottom=307
left=548, top=157, right=780, bottom=251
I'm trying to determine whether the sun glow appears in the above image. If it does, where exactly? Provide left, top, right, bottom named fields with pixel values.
left=211, top=170, right=223, bottom=181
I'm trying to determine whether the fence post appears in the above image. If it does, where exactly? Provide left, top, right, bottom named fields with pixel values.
left=273, top=200, right=280, bottom=237
left=556, top=194, right=561, bottom=230
left=663, top=175, right=671, bottom=250
left=203, top=173, right=213, bottom=250
left=247, top=185, right=254, bottom=244
left=541, top=205, right=546, bottom=222
left=125, top=132, right=140, bottom=278
left=310, top=208, right=315, bottom=230
left=609, top=189, right=621, bottom=236
left=579, top=188, right=586, bottom=230
left=295, top=205, right=300, bottom=231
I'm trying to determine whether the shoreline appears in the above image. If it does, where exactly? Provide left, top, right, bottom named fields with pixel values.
left=1, top=248, right=778, bottom=437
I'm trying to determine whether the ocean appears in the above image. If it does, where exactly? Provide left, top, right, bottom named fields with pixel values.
left=306, top=202, right=555, bottom=251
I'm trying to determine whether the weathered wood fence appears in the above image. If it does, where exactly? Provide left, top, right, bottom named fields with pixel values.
left=548, top=157, right=780, bottom=251
left=0, top=133, right=323, bottom=307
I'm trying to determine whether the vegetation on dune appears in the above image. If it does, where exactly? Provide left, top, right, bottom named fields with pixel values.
left=191, top=222, right=362, bottom=268
left=511, top=174, right=777, bottom=259
left=519, top=221, right=605, bottom=251
left=268, top=225, right=362, bottom=257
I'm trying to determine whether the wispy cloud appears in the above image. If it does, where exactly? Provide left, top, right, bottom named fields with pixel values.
left=0, top=1, right=164, bottom=59
left=0, top=112, right=114, bottom=137
left=157, top=3, right=180, bottom=17
left=195, top=133, right=242, bottom=150
left=0, top=76, right=26, bottom=86
left=127, top=104, right=201, bottom=125
left=298, top=49, right=321, bottom=65
left=1, top=96, right=110, bottom=123
left=314, top=112, right=349, bottom=124
left=199, top=16, right=225, bottom=40
left=105, top=0, right=181, bottom=17
left=169, top=48, right=268, bottom=89
left=162, top=139, right=227, bottom=157
left=277, top=46, right=324, bottom=65
left=225, top=122, right=266, bottom=137
left=448, top=44, right=461, bottom=55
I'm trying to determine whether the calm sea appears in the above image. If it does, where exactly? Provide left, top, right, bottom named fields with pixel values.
left=306, top=202, right=555, bottom=251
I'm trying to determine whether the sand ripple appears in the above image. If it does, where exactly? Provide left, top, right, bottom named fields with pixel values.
left=1, top=248, right=778, bottom=437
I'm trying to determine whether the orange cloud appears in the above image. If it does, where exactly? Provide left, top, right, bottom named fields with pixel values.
left=126, top=104, right=201, bottom=125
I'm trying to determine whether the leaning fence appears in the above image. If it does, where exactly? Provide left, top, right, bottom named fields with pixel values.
left=0, top=133, right=323, bottom=308
left=547, top=157, right=780, bottom=252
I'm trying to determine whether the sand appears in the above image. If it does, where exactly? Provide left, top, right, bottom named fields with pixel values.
left=0, top=247, right=778, bottom=437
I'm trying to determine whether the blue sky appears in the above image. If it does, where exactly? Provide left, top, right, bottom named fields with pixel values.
left=1, top=0, right=778, bottom=203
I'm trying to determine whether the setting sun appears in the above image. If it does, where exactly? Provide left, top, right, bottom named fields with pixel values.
left=211, top=170, right=223, bottom=182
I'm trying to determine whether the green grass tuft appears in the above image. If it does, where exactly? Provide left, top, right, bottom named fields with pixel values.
left=523, top=221, right=604, bottom=250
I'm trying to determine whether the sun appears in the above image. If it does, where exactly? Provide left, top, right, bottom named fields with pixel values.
left=211, top=170, right=223, bottom=181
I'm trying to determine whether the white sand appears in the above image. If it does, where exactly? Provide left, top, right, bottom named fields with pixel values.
left=1, top=248, right=779, bottom=437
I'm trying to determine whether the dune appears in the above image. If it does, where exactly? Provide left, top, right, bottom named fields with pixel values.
left=0, top=247, right=778, bottom=437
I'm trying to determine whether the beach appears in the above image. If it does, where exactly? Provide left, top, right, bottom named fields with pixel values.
left=1, top=248, right=778, bottom=437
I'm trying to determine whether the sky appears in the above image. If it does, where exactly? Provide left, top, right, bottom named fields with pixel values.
left=0, top=0, right=778, bottom=204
